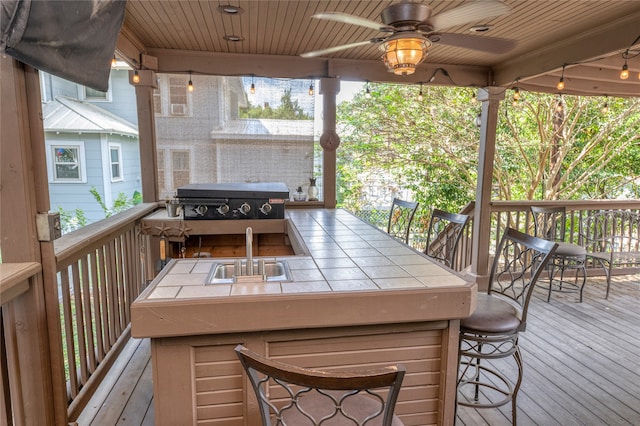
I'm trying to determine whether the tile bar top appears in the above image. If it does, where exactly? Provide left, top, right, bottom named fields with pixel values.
left=131, top=209, right=476, bottom=338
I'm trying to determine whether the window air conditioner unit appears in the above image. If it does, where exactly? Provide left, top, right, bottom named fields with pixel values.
left=171, top=104, right=187, bottom=115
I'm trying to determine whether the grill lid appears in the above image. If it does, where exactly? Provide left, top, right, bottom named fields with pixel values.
left=177, top=182, right=289, bottom=199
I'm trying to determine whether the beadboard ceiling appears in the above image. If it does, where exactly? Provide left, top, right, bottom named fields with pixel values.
left=119, top=1, right=640, bottom=97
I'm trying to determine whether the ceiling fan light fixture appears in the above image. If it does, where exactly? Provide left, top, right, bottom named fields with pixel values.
left=380, top=34, right=431, bottom=76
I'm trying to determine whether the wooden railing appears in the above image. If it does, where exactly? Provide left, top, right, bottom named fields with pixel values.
left=51, top=203, right=157, bottom=420
left=451, top=199, right=640, bottom=273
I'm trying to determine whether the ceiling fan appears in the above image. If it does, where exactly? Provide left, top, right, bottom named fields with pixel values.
left=301, top=0, right=517, bottom=75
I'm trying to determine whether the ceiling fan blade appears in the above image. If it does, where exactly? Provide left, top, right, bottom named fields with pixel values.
left=312, top=12, right=394, bottom=32
left=430, top=0, right=511, bottom=31
left=433, top=33, right=516, bottom=54
left=300, top=40, right=377, bottom=58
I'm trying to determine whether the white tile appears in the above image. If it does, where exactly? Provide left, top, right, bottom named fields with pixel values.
left=177, top=285, right=232, bottom=298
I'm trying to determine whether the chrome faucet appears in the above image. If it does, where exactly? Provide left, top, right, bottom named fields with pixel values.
left=245, top=227, right=254, bottom=275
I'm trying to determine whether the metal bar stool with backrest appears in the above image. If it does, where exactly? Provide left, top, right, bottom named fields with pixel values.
left=235, top=345, right=406, bottom=426
left=457, top=228, right=558, bottom=425
left=424, top=208, right=470, bottom=269
left=386, top=198, right=419, bottom=245
left=530, top=206, right=588, bottom=302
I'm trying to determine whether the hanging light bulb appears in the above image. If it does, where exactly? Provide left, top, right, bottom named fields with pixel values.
left=132, top=70, right=140, bottom=84
left=418, top=83, right=423, bottom=101
left=556, top=96, right=564, bottom=113
left=557, top=65, right=565, bottom=91
left=111, top=55, right=117, bottom=68
left=187, top=72, right=194, bottom=92
left=250, top=75, right=256, bottom=94
left=620, top=61, right=629, bottom=80
left=601, top=97, right=609, bottom=114
left=308, top=83, right=314, bottom=96
left=513, top=87, right=520, bottom=100
left=471, top=93, right=477, bottom=103
left=365, top=82, right=371, bottom=99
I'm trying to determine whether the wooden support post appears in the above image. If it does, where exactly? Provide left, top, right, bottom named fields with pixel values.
left=130, top=70, right=159, bottom=203
left=469, top=87, right=504, bottom=291
left=319, top=78, right=340, bottom=208
left=1, top=56, right=59, bottom=425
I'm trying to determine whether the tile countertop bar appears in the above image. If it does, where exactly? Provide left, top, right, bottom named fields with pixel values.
left=131, top=209, right=477, bottom=338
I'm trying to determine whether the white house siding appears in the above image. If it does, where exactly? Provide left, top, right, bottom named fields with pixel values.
left=46, top=133, right=106, bottom=223
left=215, top=138, right=313, bottom=194
left=89, top=68, right=139, bottom=126
left=41, top=67, right=141, bottom=226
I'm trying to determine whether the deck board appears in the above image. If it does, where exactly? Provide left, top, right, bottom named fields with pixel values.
left=79, top=276, right=639, bottom=425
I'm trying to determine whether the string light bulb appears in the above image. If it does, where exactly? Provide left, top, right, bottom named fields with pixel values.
left=418, top=83, right=423, bottom=101
left=308, top=83, right=314, bottom=96
left=111, top=55, right=117, bottom=68
left=555, top=96, right=564, bottom=113
left=187, top=72, right=194, bottom=92
left=250, top=75, right=256, bottom=94
left=513, top=87, right=520, bottom=100
left=601, top=96, right=609, bottom=114
left=620, top=61, right=629, bottom=80
left=471, top=93, right=477, bottom=103
left=132, top=70, right=140, bottom=84
left=365, top=82, right=372, bottom=99
left=556, top=65, right=566, bottom=91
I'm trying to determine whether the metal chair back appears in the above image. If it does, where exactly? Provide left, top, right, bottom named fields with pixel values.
left=235, top=345, right=406, bottom=426
left=387, top=198, right=418, bottom=244
left=424, top=208, right=470, bottom=268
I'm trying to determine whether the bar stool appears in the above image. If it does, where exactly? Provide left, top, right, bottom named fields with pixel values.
left=457, top=228, right=558, bottom=425
left=235, top=345, right=406, bottom=426
left=530, top=206, right=588, bottom=302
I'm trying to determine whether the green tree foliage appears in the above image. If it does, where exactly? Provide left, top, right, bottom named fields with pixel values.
left=240, top=88, right=311, bottom=120
left=337, top=84, right=640, bottom=217
left=337, top=84, right=479, bottom=216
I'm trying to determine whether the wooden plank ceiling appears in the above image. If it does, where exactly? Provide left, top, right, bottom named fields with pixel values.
left=120, top=1, right=640, bottom=97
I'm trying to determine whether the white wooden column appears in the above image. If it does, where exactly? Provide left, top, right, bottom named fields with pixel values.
left=319, top=78, right=340, bottom=208
left=470, top=87, right=504, bottom=291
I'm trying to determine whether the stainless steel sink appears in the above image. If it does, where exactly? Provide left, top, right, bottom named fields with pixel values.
left=206, top=260, right=291, bottom=284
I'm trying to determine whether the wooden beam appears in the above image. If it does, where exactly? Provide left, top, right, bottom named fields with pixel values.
left=494, top=8, right=640, bottom=87
left=145, top=48, right=491, bottom=86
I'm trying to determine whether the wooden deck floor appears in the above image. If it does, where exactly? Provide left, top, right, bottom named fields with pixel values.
left=76, top=275, right=640, bottom=426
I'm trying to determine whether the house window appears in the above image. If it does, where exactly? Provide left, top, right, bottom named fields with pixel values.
left=153, top=89, right=163, bottom=115
left=84, top=86, right=109, bottom=101
left=169, top=77, right=188, bottom=116
left=171, top=150, right=190, bottom=189
left=109, top=144, right=123, bottom=181
left=157, top=150, right=165, bottom=192
left=50, top=143, right=85, bottom=182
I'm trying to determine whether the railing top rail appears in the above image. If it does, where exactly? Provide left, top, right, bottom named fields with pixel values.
left=0, top=262, right=41, bottom=305
left=54, top=203, right=159, bottom=266
left=490, top=200, right=640, bottom=213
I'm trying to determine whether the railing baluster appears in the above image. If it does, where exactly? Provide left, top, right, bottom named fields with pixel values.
left=80, top=254, right=96, bottom=374
left=89, top=250, right=105, bottom=362
left=106, top=240, right=118, bottom=346
left=71, top=262, right=89, bottom=386
left=60, top=268, right=79, bottom=398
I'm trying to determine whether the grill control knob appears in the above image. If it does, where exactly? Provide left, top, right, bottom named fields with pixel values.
left=217, top=204, right=230, bottom=215
left=195, top=205, right=208, bottom=216
left=260, top=203, right=272, bottom=215
left=239, top=202, right=251, bottom=215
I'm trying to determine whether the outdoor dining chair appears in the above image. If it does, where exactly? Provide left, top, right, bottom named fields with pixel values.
left=457, top=228, right=558, bottom=425
left=235, top=344, right=406, bottom=426
left=530, top=206, right=588, bottom=302
left=424, top=208, right=470, bottom=269
left=387, top=198, right=418, bottom=245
